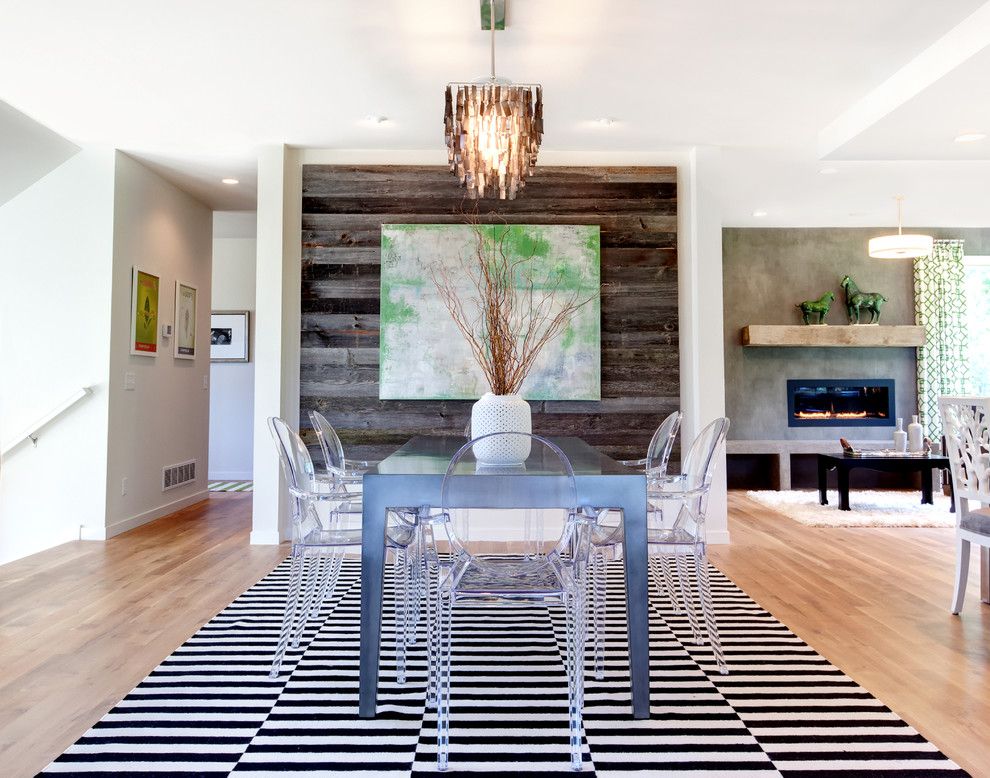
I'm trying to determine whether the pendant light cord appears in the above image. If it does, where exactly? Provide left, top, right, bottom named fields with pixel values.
left=490, top=1, right=496, bottom=81
left=896, top=195, right=904, bottom=236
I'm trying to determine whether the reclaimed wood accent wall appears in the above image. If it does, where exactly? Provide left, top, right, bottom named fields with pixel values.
left=300, top=164, right=678, bottom=462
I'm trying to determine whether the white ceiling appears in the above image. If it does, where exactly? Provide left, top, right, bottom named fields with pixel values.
left=1, top=0, right=989, bottom=223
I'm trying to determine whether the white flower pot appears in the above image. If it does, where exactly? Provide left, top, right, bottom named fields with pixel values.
left=470, top=392, right=532, bottom=465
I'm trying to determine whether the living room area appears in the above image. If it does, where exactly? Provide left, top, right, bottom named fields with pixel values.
left=2, top=2, right=990, bottom=777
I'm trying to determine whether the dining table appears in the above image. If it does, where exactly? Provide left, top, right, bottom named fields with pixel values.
left=357, top=434, right=651, bottom=719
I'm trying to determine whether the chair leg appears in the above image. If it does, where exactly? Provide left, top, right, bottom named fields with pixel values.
left=592, top=549, right=607, bottom=681
left=309, top=550, right=343, bottom=620
left=695, top=549, right=727, bottom=675
left=394, top=547, right=408, bottom=684
left=426, top=551, right=440, bottom=708
left=292, top=553, right=321, bottom=648
left=565, top=592, right=585, bottom=771
left=675, top=552, right=703, bottom=644
left=951, top=538, right=971, bottom=615
left=270, top=549, right=304, bottom=679
left=436, top=592, right=453, bottom=772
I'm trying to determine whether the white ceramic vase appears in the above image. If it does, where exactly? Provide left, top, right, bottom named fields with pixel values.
left=893, top=418, right=907, bottom=453
left=908, top=414, right=924, bottom=452
left=470, top=392, right=532, bottom=465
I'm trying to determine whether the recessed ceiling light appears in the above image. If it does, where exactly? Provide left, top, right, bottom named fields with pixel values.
left=818, top=167, right=838, bottom=175
left=595, top=117, right=616, bottom=127
left=364, top=114, right=389, bottom=125
left=221, top=178, right=239, bottom=185
left=752, top=210, right=768, bottom=218
left=954, top=132, right=986, bottom=143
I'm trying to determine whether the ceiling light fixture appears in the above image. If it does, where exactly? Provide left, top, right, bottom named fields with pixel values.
left=868, top=196, right=932, bottom=259
left=596, top=117, right=616, bottom=127
left=752, top=210, right=768, bottom=218
left=443, top=0, right=542, bottom=199
left=364, top=115, right=389, bottom=125
left=818, top=167, right=837, bottom=175
left=221, top=178, right=239, bottom=185
left=954, top=132, right=986, bottom=143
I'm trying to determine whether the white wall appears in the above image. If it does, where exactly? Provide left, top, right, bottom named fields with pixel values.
left=0, top=147, right=116, bottom=564
left=251, top=146, right=729, bottom=545
left=101, top=152, right=213, bottom=538
left=209, top=212, right=256, bottom=480
left=0, top=99, right=79, bottom=207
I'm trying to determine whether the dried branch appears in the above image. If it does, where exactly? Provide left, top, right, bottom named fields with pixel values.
left=431, top=219, right=595, bottom=396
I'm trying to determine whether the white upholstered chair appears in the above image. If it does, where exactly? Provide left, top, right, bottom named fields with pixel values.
left=938, top=396, right=990, bottom=614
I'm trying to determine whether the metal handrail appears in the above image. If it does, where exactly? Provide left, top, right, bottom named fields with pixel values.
left=0, top=386, right=93, bottom=458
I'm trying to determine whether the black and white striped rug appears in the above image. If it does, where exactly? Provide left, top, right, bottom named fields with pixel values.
left=44, top=559, right=967, bottom=776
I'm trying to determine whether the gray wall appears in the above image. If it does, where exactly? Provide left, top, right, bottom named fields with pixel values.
left=722, top=227, right=990, bottom=441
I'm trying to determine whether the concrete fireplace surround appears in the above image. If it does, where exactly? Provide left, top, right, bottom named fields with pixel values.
left=722, top=227, right=990, bottom=488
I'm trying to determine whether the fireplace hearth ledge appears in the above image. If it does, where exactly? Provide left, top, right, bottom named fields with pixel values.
left=727, top=439, right=888, bottom=491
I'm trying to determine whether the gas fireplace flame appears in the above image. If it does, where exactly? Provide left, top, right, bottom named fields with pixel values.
left=794, top=411, right=870, bottom=420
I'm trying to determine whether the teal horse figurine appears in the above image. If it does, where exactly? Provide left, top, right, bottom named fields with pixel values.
left=840, top=275, right=887, bottom=324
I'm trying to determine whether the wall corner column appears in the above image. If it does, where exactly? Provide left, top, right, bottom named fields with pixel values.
left=251, top=145, right=302, bottom=545
left=679, top=146, right=729, bottom=543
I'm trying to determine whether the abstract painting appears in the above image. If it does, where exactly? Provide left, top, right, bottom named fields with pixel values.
left=380, top=224, right=600, bottom=400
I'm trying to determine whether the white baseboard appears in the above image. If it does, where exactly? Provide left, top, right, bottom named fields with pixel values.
left=250, top=529, right=283, bottom=545
left=209, top=470, right=253, bottom=481
left=707, top=529, right=731, bottom=545
left=79, top=490, right=210, bottom=541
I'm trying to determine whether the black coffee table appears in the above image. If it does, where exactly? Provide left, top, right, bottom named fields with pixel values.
left=817, top=453, right=950, bottom=511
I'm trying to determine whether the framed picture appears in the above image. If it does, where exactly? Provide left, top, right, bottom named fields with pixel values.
left=211, top=311, right=250, bottom=362
left=130, top=267, right=160, bottom=356
left=174, top=281, right=197, bottom=359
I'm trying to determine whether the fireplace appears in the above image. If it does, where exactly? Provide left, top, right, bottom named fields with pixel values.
left=786, top=379, right=895, bottom=427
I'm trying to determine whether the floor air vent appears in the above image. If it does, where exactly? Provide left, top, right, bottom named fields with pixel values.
left=163, top=460, right=196, bottom=491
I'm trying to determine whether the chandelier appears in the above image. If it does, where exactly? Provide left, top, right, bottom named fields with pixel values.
left=443, top=2, right=543, bottom=200
left=868, top=196, right=933, bottom=259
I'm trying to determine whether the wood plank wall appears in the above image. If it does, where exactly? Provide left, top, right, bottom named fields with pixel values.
left=299, top=164, right=678, bottom=462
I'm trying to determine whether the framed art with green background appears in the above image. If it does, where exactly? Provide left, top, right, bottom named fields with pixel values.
left=130, top=268, right=160, bottom=356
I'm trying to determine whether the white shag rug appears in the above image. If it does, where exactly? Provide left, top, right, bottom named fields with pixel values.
left=746, top=489, right=956, bottom=528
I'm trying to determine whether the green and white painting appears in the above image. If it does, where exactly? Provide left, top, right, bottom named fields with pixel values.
left=380, top=224, right=601, bottom=400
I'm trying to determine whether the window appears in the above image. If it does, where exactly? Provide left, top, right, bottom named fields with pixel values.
left=964, top=256, right=990, bottom=394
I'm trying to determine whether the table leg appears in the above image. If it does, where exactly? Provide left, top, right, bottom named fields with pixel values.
left=817, top=458, right=828, bottom=505
left=838, top=466, right=850, bottom=511
left=981, top=546, right=989, bottom=605
left=620, top=484, right=650, bottom=719
left=921, top=466, right=934, bottom=505
left=358, top=481, right=388, bottom=718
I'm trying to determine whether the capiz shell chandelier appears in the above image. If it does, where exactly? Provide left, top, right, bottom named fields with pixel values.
left=443, top=2, right=543, bottom=200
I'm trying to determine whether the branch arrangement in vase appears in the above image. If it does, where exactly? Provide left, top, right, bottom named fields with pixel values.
left=431, top=222, right=595, bottom=396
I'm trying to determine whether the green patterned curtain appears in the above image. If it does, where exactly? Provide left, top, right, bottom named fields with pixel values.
left=914, top=239, right=968, bottom=440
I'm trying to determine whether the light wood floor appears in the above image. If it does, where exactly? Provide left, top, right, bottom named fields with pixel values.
left=711, top=492, right=990, bottom=778
left=1, top=492, right=988, bottom=776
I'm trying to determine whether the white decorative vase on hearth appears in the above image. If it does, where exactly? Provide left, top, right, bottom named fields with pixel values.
left=470, top=392, right=532, bottom=465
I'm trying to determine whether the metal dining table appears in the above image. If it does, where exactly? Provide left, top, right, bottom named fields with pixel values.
left=357, top=434, right=651, bottom=719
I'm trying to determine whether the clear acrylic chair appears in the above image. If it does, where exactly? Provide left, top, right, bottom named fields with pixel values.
left=648, top=417, right=730, bottom=674
left=938, top=396, right=990, bottom=614
left=267, top=417, right=416, bottom=680
left=310, top=408, right=429, bottom=656
left=588, top=411, right=683, bottom=680
left=309, top=410, right=368, bottom=495
left=424, top=433, right=595, bottom=772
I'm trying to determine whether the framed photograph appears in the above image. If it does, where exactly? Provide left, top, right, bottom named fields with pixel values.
left=211, top=310, right=250, bottom=362
left=130, top=267, right=160, bottom=356
left=174, top=281, right=197, bottom=359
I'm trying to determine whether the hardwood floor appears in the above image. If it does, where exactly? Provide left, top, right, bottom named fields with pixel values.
left=1, top=491, right=987, bottom=776
left=0, top=494, right=285, bottom=777
left=711, top=492, right=990, bottom=778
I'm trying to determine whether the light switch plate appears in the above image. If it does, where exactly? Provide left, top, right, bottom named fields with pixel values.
left=202, top=375, right=209, bottom=390
left=124, top=372, right=136, bottom=391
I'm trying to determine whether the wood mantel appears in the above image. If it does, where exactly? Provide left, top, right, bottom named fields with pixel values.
left=741, top=324, right=925, bottom=347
